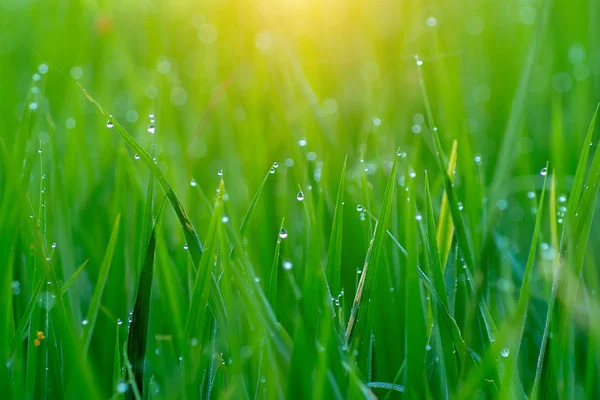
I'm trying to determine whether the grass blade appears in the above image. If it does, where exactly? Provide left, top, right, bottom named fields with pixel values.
left=346, top=150, right=398, bottom=343
left=126, top=197, right=167, bottom=399
left=436, top=140, right=458, bottom=270
left=326, top=156, right=347, bottom=297
left=501, top=164, right=548, bottom=397
left=82, top=214, right=121, bottom=353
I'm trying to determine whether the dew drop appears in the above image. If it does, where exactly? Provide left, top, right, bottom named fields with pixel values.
left=415, top=213, right=423, bottom=221
left=269, top=167, right=276, bottom=174
left=296, top=191, right=305, bottom=201
left=217, top=169, right=223, bottom=176
left=82, top=319, right=89, bottom=325
left=474, top=155, right=482, bottom=165
left=279, top=228, right=288, bottom=239
left=106, top=120, right=114, bottom=129
left=356, top=204, right=363, bottom=212
left=117, top=318, right=123, bottom=325
left=298, top=138, right=307, bottom=147
left=184, top=244, right=189, bottom=250
left=558, top=194, right=567, bottom=203
left=190, top=179, right=197, bottom=187
left=147, top=124, right=156, bottom=134
left=283, top=260, right=293, bottom=270
left=51, top=242, right=57, bottom=249
left=221, top=216, right=229, bottom=223
left=540, top=167, right=548, bottom=176
left=501, top=348, right=510, bottom=358
left=458, top=202, right=464, bottom=211
left=134, top=154, right=140, bottom=160
left=527, top=191, right=535, bottom=199
left=116, top=382, right=128, bottom=393
left=272, top=162, right=279, bottom=169
left=414, top=55, right=424, bottom=66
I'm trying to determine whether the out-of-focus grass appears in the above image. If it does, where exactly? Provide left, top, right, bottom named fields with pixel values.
left=1, top=0, right=600, bottom=398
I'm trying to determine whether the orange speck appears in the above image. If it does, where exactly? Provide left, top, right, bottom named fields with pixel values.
left=36, top=331, right=45, bottom=340
left=95, top=14, right=113, bottom=35
left=34, top=339, right=41, bottom=347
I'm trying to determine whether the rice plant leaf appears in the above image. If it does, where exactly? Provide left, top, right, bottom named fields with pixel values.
left=501, top=164, right=547, bottom=397
left=60, top=259, right=90, bottom=297
left=82, top=214, right=121, bottom=353
left=423, top=173, right=459, bottom=394
left=184, top=180, right=224, bottom=353
left=326, top=156, right=347, bottom=296
left=436, top=140, right=458, bottom=270
left=532, top=106, right=599, bottom=398
left=346, top=150, right=398, bottom=344
left=78, top=84, right=204, bottom=264
left=268, top=218, right=285, bottom=311
left=126, top=197, right=167, bottom=399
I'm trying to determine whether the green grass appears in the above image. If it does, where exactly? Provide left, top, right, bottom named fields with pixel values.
left=2, top=0, right=600, bottom=398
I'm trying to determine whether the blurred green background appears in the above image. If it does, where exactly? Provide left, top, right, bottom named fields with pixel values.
left=2, top=0, right=600, bottom=398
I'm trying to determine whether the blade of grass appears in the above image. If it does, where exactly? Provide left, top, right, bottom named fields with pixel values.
left=346, top=150, right=398, bottom=344
left=78, top=84, right=204, bottom=264
left=500, top=164, right=548, bottom=398
left=437, top=140, right=458, bottom=270
left=82, top=214, right=121, bottom=353
left=126, top=197, right=167, bottom=399
left=532, top=106, right=599, bottom=398
left=326, top=156, right=347, bottom=297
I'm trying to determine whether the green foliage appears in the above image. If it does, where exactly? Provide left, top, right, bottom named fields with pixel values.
left=2, top=0, right=600, bottom=398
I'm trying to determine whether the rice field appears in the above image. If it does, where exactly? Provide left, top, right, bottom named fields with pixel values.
left=1, top=0, right=600, bottom=398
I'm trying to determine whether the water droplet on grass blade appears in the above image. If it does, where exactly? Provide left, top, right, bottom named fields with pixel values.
left=272, top=162, right=279, bottom=169
left=147, top=124, right=156, bottom=134
left=501, top=348, right=510, bottom=358
left=298, top=138, right=307, bottom=147
left=116, top=382, right=128, bottom=393
left=356, top=205, right=363, bottom=212
left=106, top=120, right=114, bottom=128
left=190, top=179, right=197, bottom=187
left=415, top=213, right=423, bottom=221
left=269, top=167, right=276, bottom=174
left=184, top=244, right=189, bottom=250
left=217, top=169, right=223, bottom=176
left=540, top=167, right=548, bottom=176
left=82, top=319, right=88, bottom=325
left=296, top=191, right=304, bottom=201
left=279, top=228, right=288, bottom=239
left=283, top=260, right=293, bottom=270
left=134, top=154, right=140, bottom=160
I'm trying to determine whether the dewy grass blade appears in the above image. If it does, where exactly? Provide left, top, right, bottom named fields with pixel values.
left=346, top=150, right=398, bottom=344
left=500, top=164, right=547, bottom=398
left=532, top=106, right=599, bottom=398
left=78, top=84, right=204, bottom=263
left=437, top=140, right=458, bottom=270
left=326, top=156, right=347, bottom=297
left=126, top=198, right=167, bottom=399
left=417, top=63, right=498, bottom=351
left=82, top=214, right=121, bottom=353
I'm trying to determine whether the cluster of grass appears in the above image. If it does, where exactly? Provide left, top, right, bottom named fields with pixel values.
left=2, top=0, right=600, bottom=398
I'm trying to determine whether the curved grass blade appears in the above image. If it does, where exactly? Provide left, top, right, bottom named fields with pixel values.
left=126, top=197, right=167, bottom=399
left=82, top=214, right=121, bottom=353
left=367, top=382, right=404, bottom=393
left=532, top=106, right=599, bottom=398
left=326, top=156, right=347, bottom=296
left=77, top=83, right=203, bottom=264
